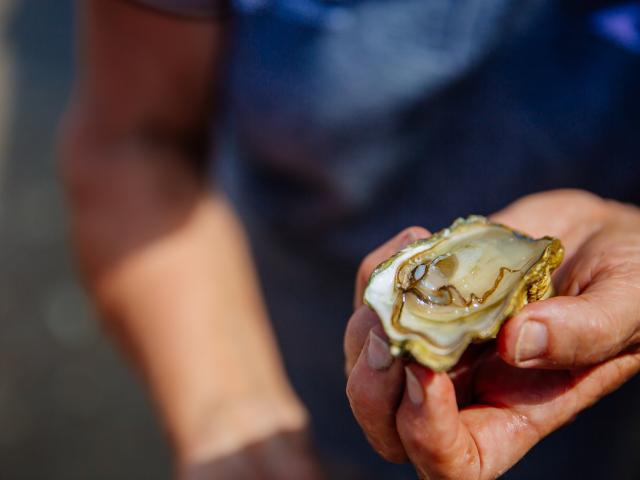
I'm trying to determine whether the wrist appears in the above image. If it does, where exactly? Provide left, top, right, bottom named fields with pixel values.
left=174, top=392, right=310, bottom=468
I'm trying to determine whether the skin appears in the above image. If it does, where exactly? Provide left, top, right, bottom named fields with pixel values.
left=60, top=1, right=324, bottom=479
left=345, top=189, right=640, bottom=479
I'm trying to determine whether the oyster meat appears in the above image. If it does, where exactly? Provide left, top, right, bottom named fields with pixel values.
left=363, top=216, right=564, bottom=371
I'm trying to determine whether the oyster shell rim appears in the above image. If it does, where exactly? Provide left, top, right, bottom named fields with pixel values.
left=363, top=215, right=565, bottom=372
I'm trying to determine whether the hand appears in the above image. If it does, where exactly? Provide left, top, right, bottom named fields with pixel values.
left=344, top=189, right=640, bottom=479
left=177, top=395, right=326, bottom=480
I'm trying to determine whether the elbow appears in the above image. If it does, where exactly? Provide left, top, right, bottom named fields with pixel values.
left=57, top=100, right=210, bottom=212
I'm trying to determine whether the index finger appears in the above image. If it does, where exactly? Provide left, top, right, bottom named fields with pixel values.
left=353, top=226, right=430, bottom=309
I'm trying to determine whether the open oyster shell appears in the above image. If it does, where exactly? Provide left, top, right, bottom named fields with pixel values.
left=363, top=216, right=564, bottom=372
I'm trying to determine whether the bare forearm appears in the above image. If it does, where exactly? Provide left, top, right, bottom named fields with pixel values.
left=59, top=129, right=306, bottom=465
left=63, top=3, right=318, bottom=478
left=87, top=196, right=304, bottom=458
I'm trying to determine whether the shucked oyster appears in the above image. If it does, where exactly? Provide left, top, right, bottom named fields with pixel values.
left=363, top=216, right=564, bottom=372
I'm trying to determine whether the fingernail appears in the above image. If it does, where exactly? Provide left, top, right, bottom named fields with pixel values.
left=516, top=321, right=548, bottom=362
left=367, top=331, right=393, bottom=371
left=405, top=367, right=424, bottom=406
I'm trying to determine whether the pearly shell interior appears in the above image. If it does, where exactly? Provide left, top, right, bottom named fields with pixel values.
left=364, top=216, right=564, bottom=371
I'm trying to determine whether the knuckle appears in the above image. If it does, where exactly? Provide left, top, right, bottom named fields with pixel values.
left=346, top=372, right=378, bottom=415
left=586, top=304, right=617, bottom=356
left=404, top=431, right=425, bottom=454
left=562, top=296, right=625, bottom=366
left=346, top=376, right=375, bottom=415
left=396, top=417, right=426, bottom=453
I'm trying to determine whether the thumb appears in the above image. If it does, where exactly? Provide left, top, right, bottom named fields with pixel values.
left=498, top=288, right=640, bottom=368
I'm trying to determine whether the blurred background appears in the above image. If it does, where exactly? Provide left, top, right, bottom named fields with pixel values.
left=1, top=2, right=640, bottom=480
left=0, top=2, right=170, bottom=478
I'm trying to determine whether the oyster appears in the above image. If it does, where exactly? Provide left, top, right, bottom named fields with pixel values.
left=363, top=216, right=564, bottom=372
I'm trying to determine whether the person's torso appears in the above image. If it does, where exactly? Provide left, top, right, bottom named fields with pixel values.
left=220, top=2, right=640, bottom=478
left=225, top=0, right=640, bottom=266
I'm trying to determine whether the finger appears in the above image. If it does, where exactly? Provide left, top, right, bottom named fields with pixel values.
left=398, top=359, right=585, bottom=480
left=354, top=226, right=430, bottom=309
left=346, top=329, right=407, bottom=463
left=498, top=280, right=640, bottom=368
left=344, top=305, right=381, bottom=376
left=489, top=189, right=606, bottom=257
left=468, top=350, right=640, bottom=477
left=396, top=365, right=481, bottom=480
